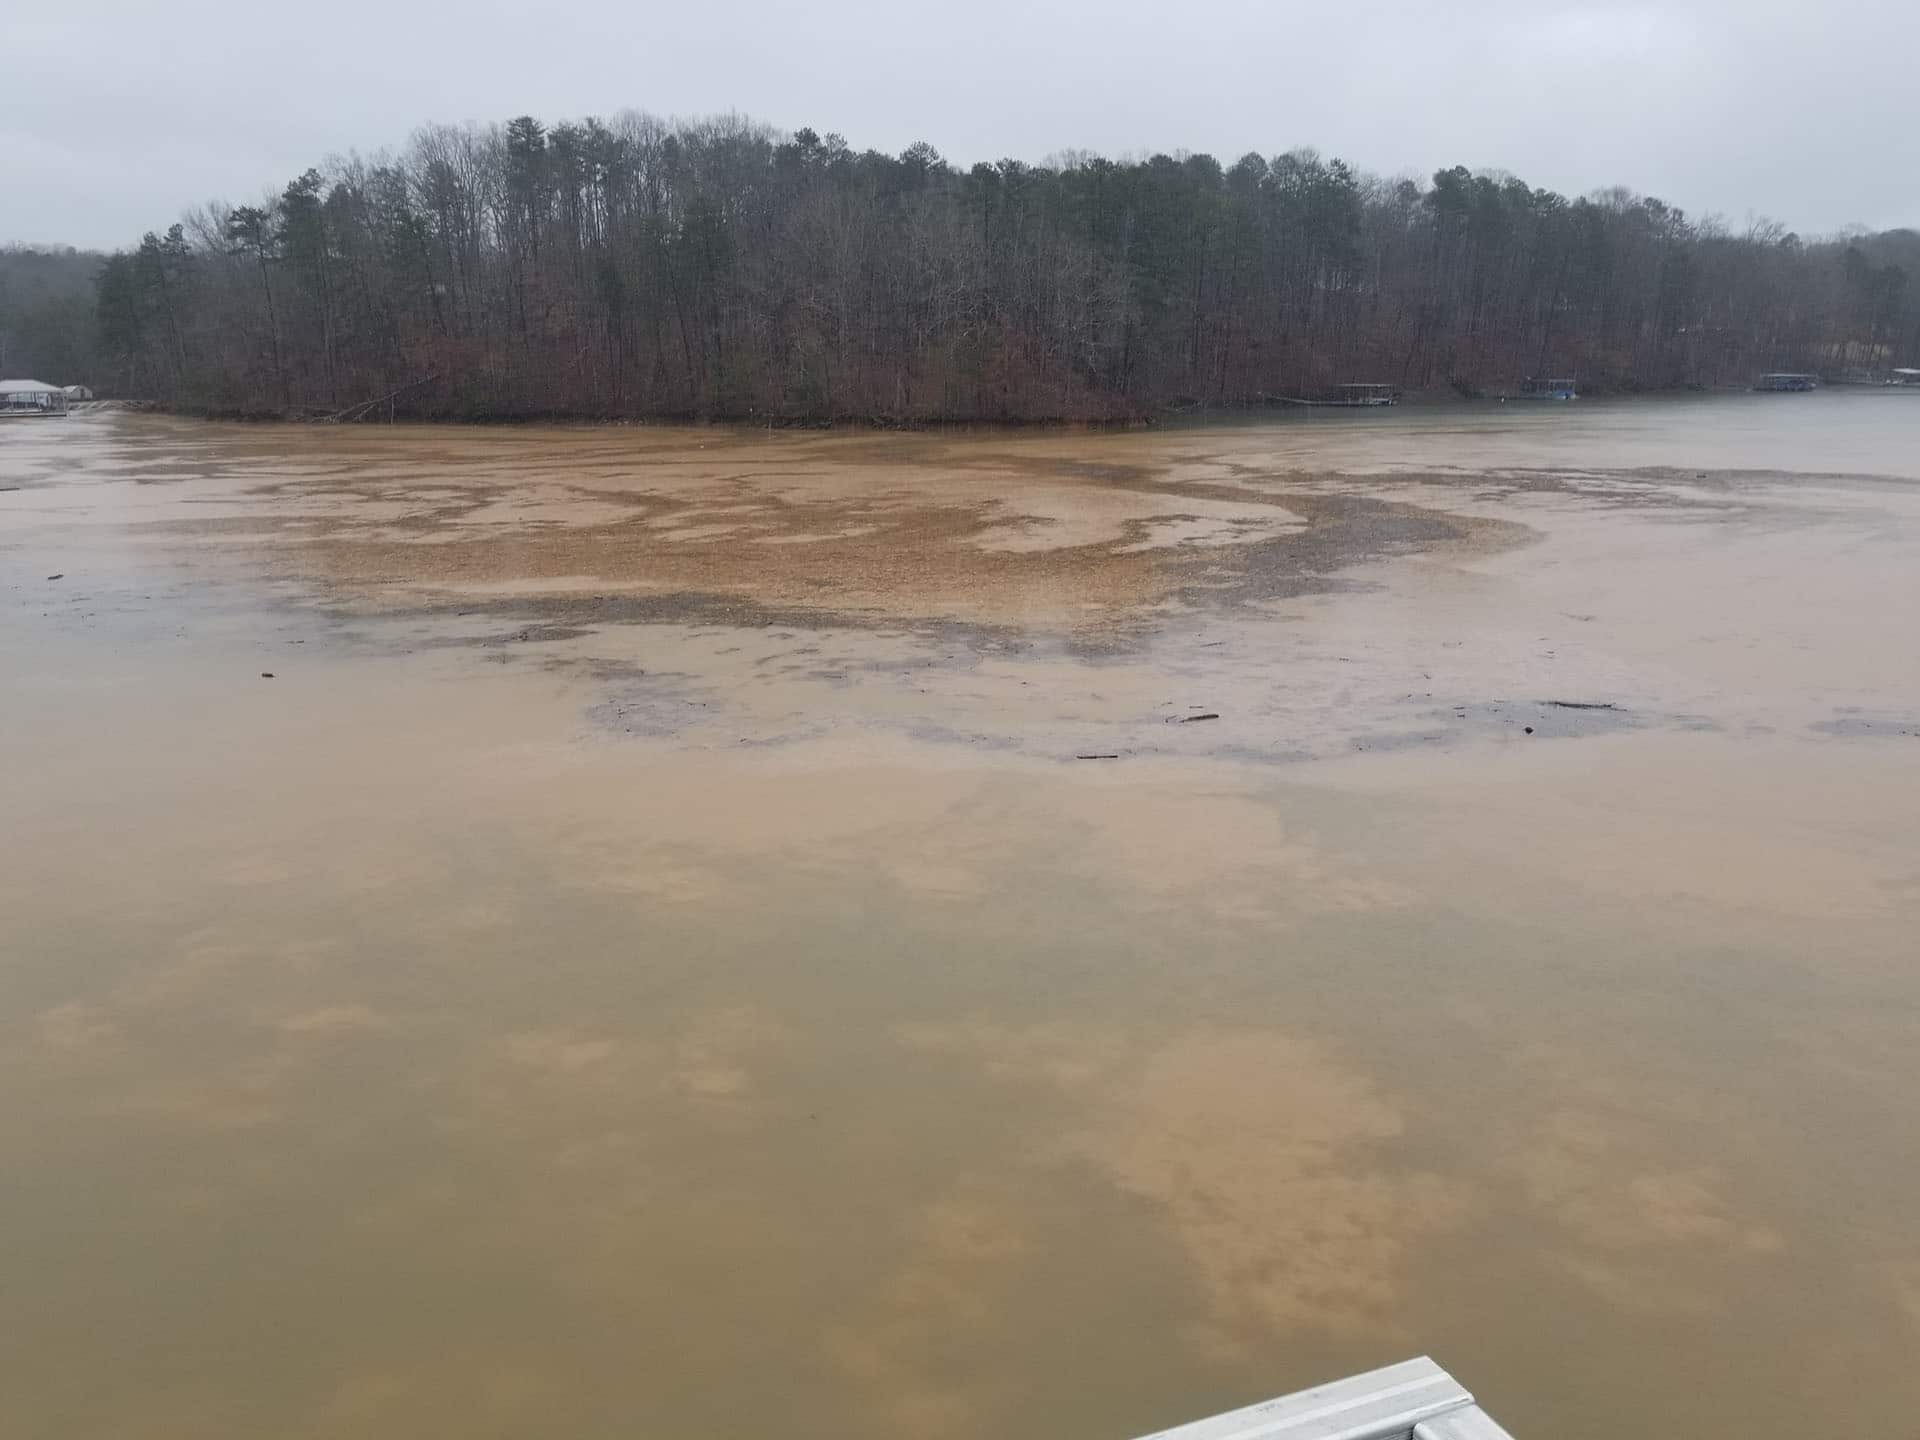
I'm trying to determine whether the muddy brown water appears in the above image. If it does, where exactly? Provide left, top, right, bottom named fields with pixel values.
left=3, top=393, right=1920, bottom=1439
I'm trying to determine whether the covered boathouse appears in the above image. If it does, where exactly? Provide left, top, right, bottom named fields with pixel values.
left=0, top=379, right=71, bottom=416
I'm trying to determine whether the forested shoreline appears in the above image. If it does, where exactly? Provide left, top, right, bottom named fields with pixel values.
left=17, top=113, right=1920, bottom=420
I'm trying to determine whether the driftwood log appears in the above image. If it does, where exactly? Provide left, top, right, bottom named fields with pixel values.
left=323, top=374, right=440, bottom=424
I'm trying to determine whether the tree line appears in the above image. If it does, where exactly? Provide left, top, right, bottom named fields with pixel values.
left=0, top=246, right=107, bottom=384
left=57, top=113, right=1920, bottom=419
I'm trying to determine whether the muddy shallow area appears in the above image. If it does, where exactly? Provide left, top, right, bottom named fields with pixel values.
left=4, top=393, right=1920, bottom=1439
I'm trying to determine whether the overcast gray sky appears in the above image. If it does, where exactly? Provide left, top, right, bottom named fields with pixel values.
left=5, top=0, right=1915, bottom=250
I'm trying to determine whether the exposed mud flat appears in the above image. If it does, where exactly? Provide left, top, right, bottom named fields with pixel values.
left=4, top=392, right=1920, bottom=1440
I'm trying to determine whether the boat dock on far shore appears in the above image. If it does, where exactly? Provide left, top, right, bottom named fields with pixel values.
left=1507, top=376, right=1578, bottom=400
left=1, top=379, right=72, bottom=417
left=1267, top=382, right=1401, bottom=408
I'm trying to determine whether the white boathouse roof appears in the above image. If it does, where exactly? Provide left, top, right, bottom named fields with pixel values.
left=1133, top=1356, right=1516, bottom=1440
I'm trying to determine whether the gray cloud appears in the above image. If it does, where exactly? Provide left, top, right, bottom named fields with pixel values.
left=6, top=0, right=1916, bottom=249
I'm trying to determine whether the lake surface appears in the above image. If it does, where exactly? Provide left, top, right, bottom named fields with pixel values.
left=4, top=392, right=1919, bottom=1439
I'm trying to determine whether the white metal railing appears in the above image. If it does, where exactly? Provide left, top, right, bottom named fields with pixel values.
left=1132, top=1356, right=1516, bottom=1440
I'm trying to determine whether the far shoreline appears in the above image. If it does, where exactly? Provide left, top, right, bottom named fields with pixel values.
left=100, top=381, right=1834, bottom=432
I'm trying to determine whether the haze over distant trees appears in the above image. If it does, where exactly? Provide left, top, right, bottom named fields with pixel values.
left=0, top=247, right=107, bottom=384
left=54, top=113, right=1920, bottom=418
